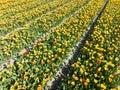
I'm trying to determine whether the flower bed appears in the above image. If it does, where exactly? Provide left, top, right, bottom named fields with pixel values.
left=0, top=0, right=105, bottom=89
left=0, top=0, right=87, bottom=64
left=57, top=0, right=120, bottom=89
left=0, top=0, right=68, bottom=35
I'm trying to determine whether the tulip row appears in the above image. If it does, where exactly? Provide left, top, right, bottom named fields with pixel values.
left=1, top=0, right=70, bottom=53
left=0, top=0, right=69, bottom=35
left=0, top=0, right=105, bottom=89
left=57, top=0, right=120, bottom=89
left=0, top=0, right=69, bottom=37
left=0, top=0, right=87, bottom=64
left=0, top=0, right=46, bottom=18
left=0, top=0, right=37, bottom=19
left=0, top=0, right=26, bottom=10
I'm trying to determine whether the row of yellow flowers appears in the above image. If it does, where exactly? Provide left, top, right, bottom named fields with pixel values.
left=0, top=0, right=86, bottom=64
left=0, top=0, right=69, bottom=35
left=0, top=0, right=26, bottom=9
left=0, top=0, right=69, bottom=57
left=58, top=0, right=120, bottom=89
left=0, top=0, right=43, bottom=18
left=0, top=0, right=105, bottom=89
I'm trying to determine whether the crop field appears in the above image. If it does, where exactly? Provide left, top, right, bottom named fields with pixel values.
left=0, top=0, right=120, bottom=90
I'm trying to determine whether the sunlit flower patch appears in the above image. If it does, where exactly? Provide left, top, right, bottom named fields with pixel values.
left=0, top=0, right=86, bottom=64
left=0, top=0, right=68, bottom=35
left=58, top=0, right=120, bottom=89
left=0, top=0, right=107, bottom=89
left=0, top=0, right=119, bottom=89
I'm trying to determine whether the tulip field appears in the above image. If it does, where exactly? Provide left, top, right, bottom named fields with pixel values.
left=0, top=0, right=120, bottom=90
